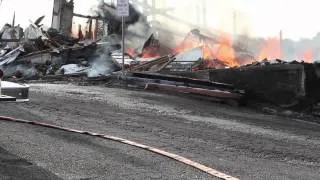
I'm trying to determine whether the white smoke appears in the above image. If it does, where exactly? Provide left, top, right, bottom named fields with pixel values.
left=87, top=43, right=121, bottom=77
left=88, top=53, right=114, bottom=77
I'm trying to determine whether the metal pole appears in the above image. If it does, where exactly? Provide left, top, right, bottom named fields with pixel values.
left=233, top=11, right=237, bottom=40
left=279, top=30, right=283, bottom=58
left=0, top=78, right=2, bottom=97
left=121, top=16, right=125, bottom=75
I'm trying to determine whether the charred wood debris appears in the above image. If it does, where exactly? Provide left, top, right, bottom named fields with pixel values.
left=1, top=1, right=320, bottom=116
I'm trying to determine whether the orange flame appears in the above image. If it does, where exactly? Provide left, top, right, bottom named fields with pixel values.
left=173, top=40, right=199, bottom=54
left=141, top=47, right=160, bottom=58
left=215, top=44, right=237, bottom=67
left=302, top=49, right=314, bottom=63
left=127, top=48, right=137, bottom=58
left=173, top=33, right=239, bottom=68
left=127, top=48, right=160, bottom=59
left=258, top=37, right=283, bottom=60
left=214, top=34, right=238, bottom=67
left=70, top=27, right=79, bottom=38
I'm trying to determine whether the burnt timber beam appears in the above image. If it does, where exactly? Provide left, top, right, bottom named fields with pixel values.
left=130, top=72, right=235, bottom=90
left=145, top=83, right=242, bottom=100
left=73, top=13, right=103, bottom=20
left=0, top=39, right=20, bottom=42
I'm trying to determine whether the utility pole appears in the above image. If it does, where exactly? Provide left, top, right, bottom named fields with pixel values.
left=152, top=0, right=156, bottom=21
left=12, top=12, right=15, bottom=27
left=202, top=0, right=206, bottom=28
left=233, top=11, right=237, bottom=40
left=196, top=0, right=206, bottom=28
left=0, top=69, right=3, bottom=98
left=279, top=30, right=283, bottom=58
left=117, top=0, right=129, bottom=75
left=143, top=0, right=147, bottom=14
left=122, top=16, right=125, bottom=74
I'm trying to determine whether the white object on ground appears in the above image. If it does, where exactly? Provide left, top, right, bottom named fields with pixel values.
left=59, top=64, right=89, bottom=75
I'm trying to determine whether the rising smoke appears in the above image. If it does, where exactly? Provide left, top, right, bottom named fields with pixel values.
left=94, top=0, right=153, bottom=52
left=92, top=0, right=320, bottom=66
left=84, top=0, right=153, bottom=77
left=87, top=43, right=121, bottom=77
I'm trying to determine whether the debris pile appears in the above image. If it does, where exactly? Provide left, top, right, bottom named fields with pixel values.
left=119, top=72, right=244, bottom=105
left=2, top=0, right=320, bottom=113
left=0, top=16, right=103, bottom=80
left=121, top=28, right=320, bottom=111
left=0, top=0, right=156, bottom=80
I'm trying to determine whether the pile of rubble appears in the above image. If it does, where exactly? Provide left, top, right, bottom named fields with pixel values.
left=0, top=16, right=105, bottom=80
left=1, top=0, right=319, bottom=113
left=243, top=58, right=315, bottom=67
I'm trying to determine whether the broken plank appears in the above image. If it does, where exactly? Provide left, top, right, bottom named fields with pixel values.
left=130, top=56, right=169, bottom=72
left=131, top=72, right=235, bottom=90
left=0, top=39, right=20, bottom=42
left=145, top=83, right=243, bottom=99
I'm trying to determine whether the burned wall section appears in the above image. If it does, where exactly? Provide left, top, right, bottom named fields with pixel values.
left=0, top=25, right=24, bottom=49
left=208, top=64, right=307, bottom=107
left=95, top=2, right=154, bottom=54
left=52, top=0, right=74, bottom=36
left=300, top=64, right=320, bottom=110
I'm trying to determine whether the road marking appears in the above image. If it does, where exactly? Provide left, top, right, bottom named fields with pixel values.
left=0, top=116, right=239, bottom=180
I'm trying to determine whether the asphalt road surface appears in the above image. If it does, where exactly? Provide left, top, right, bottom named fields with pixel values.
left=0, top=83, right=319, bottom=180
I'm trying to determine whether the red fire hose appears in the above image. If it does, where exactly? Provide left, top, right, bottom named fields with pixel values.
left=0, top=115, right=238, bottom=180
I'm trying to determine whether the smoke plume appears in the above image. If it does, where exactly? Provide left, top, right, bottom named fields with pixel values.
left=87, top=44, right=121, bottom=77
left=94, top=1, right=152, bottom=52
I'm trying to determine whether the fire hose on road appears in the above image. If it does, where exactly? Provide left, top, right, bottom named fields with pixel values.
left=0, top=115, right=238, bottom=180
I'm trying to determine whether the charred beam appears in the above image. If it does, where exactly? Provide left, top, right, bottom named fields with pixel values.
left=0, top=39, right=20, bottom=42
left=145, top=83, right=243, bottom=100
left=130, top=72, right=235, bottom=90
left=73, top=13, right=103, bottom=20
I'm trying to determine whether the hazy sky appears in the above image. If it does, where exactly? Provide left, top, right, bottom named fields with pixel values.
left=0, top=0, right=95, bottom=29
left=0, top=0, right=54, bottom=28
left=0, top=0, right=319, bottom=40
left=232, top=0, right=320, bottom=40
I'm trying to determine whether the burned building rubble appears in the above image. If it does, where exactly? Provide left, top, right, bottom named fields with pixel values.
left=1, top=0, right=320, bottom=113
left=0, top=0, right=120, bottom=80
left=52, top=0, right=74, bottom=36
left=123, top=27, right=320, bottom=111
left=0, top=1, right=139, bottom=81
left=0, top=18, right=97, bottom=80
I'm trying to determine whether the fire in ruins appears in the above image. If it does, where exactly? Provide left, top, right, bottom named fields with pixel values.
left=1, top=0, right=320, bottom=112
left=0, top=0, right=319, bottom=81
